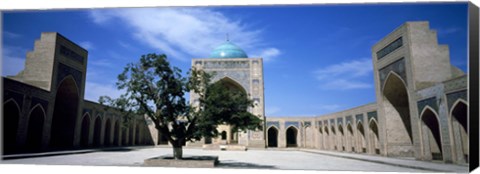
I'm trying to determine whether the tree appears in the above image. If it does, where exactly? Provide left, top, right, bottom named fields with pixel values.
left=100, top=53, right=262, bottom=159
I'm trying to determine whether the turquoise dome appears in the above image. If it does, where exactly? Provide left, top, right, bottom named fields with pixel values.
left=209, top=41, right=248, bottom=58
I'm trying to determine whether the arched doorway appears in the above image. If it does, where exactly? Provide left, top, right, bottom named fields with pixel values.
left=113, top=121, right=120, bottom=146
left=135, top=123, right=141, bottom=145
left=26, top=105, right=45, bottom=152
left=347, top=124, right=355, bottom=152
left=451, top=101, right=468, bottom=163
left=421, top=108, right=443, bottom=161
left=93, top=116, right=102, bottom=147
left=122, top=127, right=128, bottom=146
left=318, top=127, right=323, bottom=149
left=286, top=126, right=298, bottom=147
left=129, top=123, right=134, bottom=145
left=221, top=131, right=227, bottom=140
left=80, top=114, right=90, bottom=147
left=50, top=77, right=79, bottom=149
left=338, top=125, right=345, bottom=151
left=357, top=121, right=366, bottom=153
left=104, top=119, right=111, bottom=146
left=267, top=126, right=278, bottom=147
left=324, top=126, right=329, bottom=150
left=330, top=125, right=337, bottom=150
left=369, top=119, right=380, bottom=154
left=3, top=100, right=20, bottom=154
left=382, top=73, right=413, bottom=156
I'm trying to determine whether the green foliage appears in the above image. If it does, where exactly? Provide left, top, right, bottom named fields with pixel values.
left=99, top=53, right=262, bottom=151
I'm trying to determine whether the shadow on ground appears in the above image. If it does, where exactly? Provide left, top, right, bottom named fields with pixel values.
left=217, top=160, right=275, bottom=169
left=99, top=147, right=137, bottom=152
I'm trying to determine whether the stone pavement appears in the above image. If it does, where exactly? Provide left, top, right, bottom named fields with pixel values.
left=0, top=146, right=469, bottom=173
left=299, top=148, right=468, bottom=173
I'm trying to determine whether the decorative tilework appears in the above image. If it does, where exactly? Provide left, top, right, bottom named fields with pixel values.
left=267, top=121, right=280, bottom=129
left=4, top=90, right=24, bottom=108
left=379, top=58, right=407, bottom=90
left=446, top=90, right=467, bottom=111
left=367, top=111, right=378, bottom=122
left=417, top=97, right=438, bottom=115
left=57, top=63, right=82, bottom=89
left=285, top=121, right=299, bottom=129
left=31, top=97, right=48, bottom=112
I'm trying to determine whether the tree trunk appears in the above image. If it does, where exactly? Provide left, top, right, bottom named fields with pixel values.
left=173, top=146, right=183, bottom=160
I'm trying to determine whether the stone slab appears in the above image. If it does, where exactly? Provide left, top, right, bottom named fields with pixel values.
left=143, top=155, right=219, bottom=168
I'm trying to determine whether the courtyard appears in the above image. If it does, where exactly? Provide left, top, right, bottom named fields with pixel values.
left=1, top=147, right=468, bottom=173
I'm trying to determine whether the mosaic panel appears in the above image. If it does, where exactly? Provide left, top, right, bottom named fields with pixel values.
left=379, top=58, right=407, bottom=90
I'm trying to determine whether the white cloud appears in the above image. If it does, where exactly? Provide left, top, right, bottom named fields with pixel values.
left=79, top=41, right=94, bottom=50
left=84, top=81, right=124, bottom=102
left=3, top=31, right=21, bottom=39
left=313, top=58, right=373, bottom=90
left=89, top=8, right=277, bottom=61
left=251, top=48, right=281, bottom=62
left=2, top=46, right=26, bottom=76
left=265, top=106, right=280, bottom=116
left=317, top=104, right=341, bottom=111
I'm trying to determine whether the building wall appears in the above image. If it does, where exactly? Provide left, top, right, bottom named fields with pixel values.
left=189, top=58, right=266, bottom=148
left=2, top=32, right=154, bottom=155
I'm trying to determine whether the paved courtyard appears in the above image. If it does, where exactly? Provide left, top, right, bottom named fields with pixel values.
left=1, top=147, right=468, bottom=173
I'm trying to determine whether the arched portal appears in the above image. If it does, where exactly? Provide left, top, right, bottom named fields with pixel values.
left=286, top=126, right=298, bottom=147
left=369, top=119, right=380, bottom=154
left=26, top=105, right=45, bottom=152
left=324, top=126, right=329, bottom=150
left=80, top=114, right=90, bottom=147
left=93, top=116, right=102, bottom=147
left=382, top=73, right=413, bottom=156
left=421, top=108, right=443, bottom=161
left=451, top=101, right=468, bottom=163
left=221, top=131, right=227, bottom=140
left=267, top=126, right=278, bottom=147
left=357, top=121, right=366, bottom=153
left=104, top=119, right=111, bottom=146
left=330, top=125, right=337, bottom=150
left=122, top=127, right=128, bottom=146
left=50, top=77, right=79, bottom=149
left=135, top=123, right=141, bottom=145
left=318, top=127, right=323, bottom=149
left=338, top=125, right=344, bottom=151
left=129, top=123, right=134, bottom=145
left=347, top=123, right=355, bottom=152
left=113, top=121, right=120, bottom=146
left=3, top=100, right=20, bottom=154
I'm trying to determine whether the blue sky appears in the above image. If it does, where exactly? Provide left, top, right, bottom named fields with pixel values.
left=2, top=3, right=468, bottom=117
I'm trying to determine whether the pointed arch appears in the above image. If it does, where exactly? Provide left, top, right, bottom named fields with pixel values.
left=3, top=99, right=21, bottom=154
left=221, top=131, right=227, bottom=140
left=50, top=75, right=80, bottom=149
left=347, top=123, right=355, bottom=152
left=286, top=126, right=298, bottom=147
left=135, top=123, right=141, bottom=145
left=216, top=76, right=247, bottom=94
left=267, top=126, right=279, bottom=147
left=104, top=118, right=112, bottom=146
left=420, top=106, right=443, bottom=161
left=80, top=113, right=91, bottom=147
left=356, top=121, right=366, bottom=153
left=368, top=118, right=380, bottom=154
left=449, top=99, right=468, bottom=163
left=113, top=120, right=120, bottom=146
left=381, top=71, right=413, bottom=156
left=93, top=116, right=103, bottom=147
left=26, top=104, right=46, bottom=152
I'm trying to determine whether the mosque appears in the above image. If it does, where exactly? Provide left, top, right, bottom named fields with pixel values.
left=2, top=21, right=469, bottom=164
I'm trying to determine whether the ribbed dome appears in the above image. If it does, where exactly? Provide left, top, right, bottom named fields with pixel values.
left=209, top=41, right=248, bottom=58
